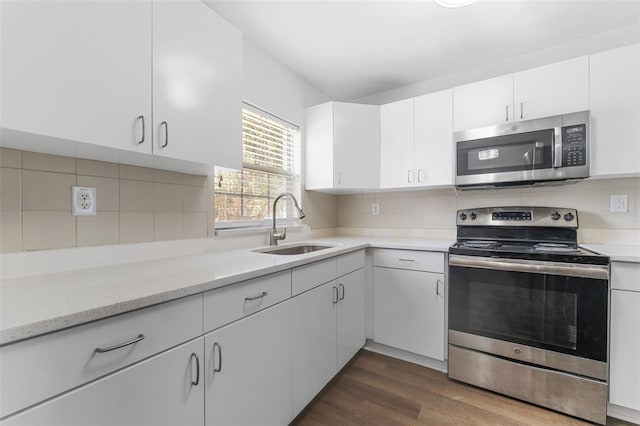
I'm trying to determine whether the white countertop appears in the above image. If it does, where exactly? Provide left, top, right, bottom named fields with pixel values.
left=581, top=244, right=640, bottom=263
left=0, top=237, right=452, bottom=345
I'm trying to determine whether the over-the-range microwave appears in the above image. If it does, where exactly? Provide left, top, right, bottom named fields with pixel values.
left=454, top=111, right=590, bottom=190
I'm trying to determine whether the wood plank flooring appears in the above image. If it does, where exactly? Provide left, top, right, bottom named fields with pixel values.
left=291, top=350, right=635, bottom=426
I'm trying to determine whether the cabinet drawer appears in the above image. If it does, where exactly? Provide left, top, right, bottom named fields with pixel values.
left=204, top=270, right=291, bottom=332
left=373, top=249, right=444, bottom=273
left=0, top=294, right=202, bottom=418
left=611, top=262, right=640, bottom=292
left=292, top=258, right=337, bottom=296
left=337, top=249, right=365, bottom=277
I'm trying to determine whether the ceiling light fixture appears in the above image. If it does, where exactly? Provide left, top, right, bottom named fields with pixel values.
left=434, top=0, right=479, bottom=8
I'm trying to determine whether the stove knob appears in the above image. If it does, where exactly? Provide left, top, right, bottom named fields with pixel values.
left=469, top=212, right=477, bottom=220
left=564, top=212, right=575, bottom=222
left=459, top=213, right=467, bottom=221
left=551, top=212, right=561, bottom=221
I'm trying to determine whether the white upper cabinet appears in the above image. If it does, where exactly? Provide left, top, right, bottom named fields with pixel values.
left=514, top=56, right=589, bottom=122
left=453, top=74, right=514, bottom=131
left=380, top=98, right=415, bottom=188
left=453, top=56, right=589, bottom=131
left=153, top=0, right=242, bottom=169
left=414, top=89, right=454, bottom=187
left=0, top=0, right=242, bottom=173
left=304, top=102, right=380, bottom=191
left=590, top=43, right=640, bottom=178
left=381, top=90, right=453, bottom=189
left=0, top=1, right=153, bottom=154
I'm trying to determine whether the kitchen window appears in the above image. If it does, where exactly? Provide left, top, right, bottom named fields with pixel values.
left=214, top=104, right=301, bottom=229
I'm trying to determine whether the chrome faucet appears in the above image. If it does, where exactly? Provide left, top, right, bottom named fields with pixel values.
left=270, top=193, right=305, bottom=246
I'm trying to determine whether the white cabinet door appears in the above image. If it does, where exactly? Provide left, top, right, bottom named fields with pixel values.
left=304, top=102, right=380, bottom=191
left=2, top=338, right=205, bottom=426
left=373, top=267, right=445, bottom=360
left=204, top=300, right=293, bottom=426
left=0, top=1, right=152, bottom=154
left=514, top=56, right=589, bottom=122
left=414, top=89, right=454, bottom=187
left=590, top=44, right=640, bottom=177
left=337, top=268, right=366, bottom=370
left=153, top=0, right=242, bottom=168
left=380, top=98, right=415, bottom=188
left=292, top=281, right=338, bottom=416
left=453, top=74, right=513, bottom=131
left=333, top=103, right=381, bottom=189
left=610, top=289, right=640, bottom=411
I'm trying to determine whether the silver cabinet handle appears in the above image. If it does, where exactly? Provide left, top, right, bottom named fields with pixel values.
left=520, top=102, right=523, bottom=119
left=136, top=115, right=145, bottom=145
left=505, top=105, right=509, bottom=122
left=398, top=258, right=416, bottom=262
left=190, top=353, right=200, bottom=386
left=160, top=121, right=168, bottom=148
left=213, top=342, right=222, bottom=373
left=417, top=169, right=424, bottom=183
left=332, top=286, right=339, bottom=304
left=244, top=291, right=267, bottom=302
left=436, top=279, right=442, bottom=296
left=95, top=334, right=145, bottom=353
left=407, top=170, right=412, bottom=183
left=337, top=172, right=341, bottom=185
left=338, top=283, right=345, bottom=301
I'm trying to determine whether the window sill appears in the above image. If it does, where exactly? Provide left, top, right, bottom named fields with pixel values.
left=214, top=224, right=305, bottom=238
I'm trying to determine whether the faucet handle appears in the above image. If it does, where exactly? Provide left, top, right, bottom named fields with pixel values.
left=281, top=227, right=287, bottom=240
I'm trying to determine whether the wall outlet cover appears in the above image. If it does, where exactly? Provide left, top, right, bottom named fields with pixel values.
left=372, top=203, right=380, bottom=216
left=610, top=194, right=628, bottom=213
left=72, top=186, right=97, bottom=216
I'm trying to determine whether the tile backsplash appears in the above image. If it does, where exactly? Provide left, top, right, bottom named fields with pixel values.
left=337, top=178, right=640, bottom=244
left=1, top=149, right=210, bottom=252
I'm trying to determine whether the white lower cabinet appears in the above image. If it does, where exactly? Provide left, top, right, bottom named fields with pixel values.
left=2, top=338, right=205, bottom=426
left=204, top=300, right=293, bottom=426
left=292, top=281, right=338, bottom=416
left=292, top=263, right=365, bottom=416
left=337, top=268, right=366, bottom=370
left=609, top=262, right=640, bottom=413
left=373, top=249, right=445, bottom=361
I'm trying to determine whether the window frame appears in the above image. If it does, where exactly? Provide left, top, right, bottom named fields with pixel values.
left=214, top=102, right=302, bottom=230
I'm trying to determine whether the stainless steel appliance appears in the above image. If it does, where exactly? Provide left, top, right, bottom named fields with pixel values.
left=455, top=111, right=590, bottom=189
left=447, top=206, right=609, bottom=424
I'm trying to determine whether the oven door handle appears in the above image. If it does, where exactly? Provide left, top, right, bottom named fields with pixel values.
left=449, top=254, right=608, bottom=280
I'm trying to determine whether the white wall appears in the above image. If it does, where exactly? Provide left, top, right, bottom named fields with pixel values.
left=355, top=24, right=640, bottom=105
left=242, top=40, right=329, bottom=125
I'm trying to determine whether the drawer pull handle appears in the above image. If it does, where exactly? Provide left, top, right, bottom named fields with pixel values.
left=436, top=279, right=442, bottom=296
left=190, top=353, right=200, bottom=386
left=333, top=286, right=339, bottom=304
left=244, top=291, right=268, bottom=302
left=160, top=121, right=168, bottom=148
left=95, top=334, right=145, bottom=353
left=213, top=342, right=222, bottom=373
left=398, top=258, right=416, bottom=262
left=338, top=283, right=345, bottom=301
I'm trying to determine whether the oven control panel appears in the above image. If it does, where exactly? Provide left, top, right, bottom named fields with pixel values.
left=457, top=207, right=578, bottom=228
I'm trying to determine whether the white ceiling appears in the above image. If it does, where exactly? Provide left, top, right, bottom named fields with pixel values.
left=207, top=0, right=640, bottom=101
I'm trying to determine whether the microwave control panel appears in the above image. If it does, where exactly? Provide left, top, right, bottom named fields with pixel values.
left=562, top=124, right=587, bottom=167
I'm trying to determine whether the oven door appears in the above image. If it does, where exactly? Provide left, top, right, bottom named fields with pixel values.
left=448, top=255, right=608, bottom=363
left=455, top=129, right=556, bottom=186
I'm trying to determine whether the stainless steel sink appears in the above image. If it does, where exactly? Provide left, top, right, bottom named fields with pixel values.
left=253, top=243, right=335, bottom=255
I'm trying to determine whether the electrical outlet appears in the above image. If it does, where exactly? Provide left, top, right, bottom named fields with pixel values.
left=610, top=194, right=628, bottom=213
left=372, top=203, right=380, bottom=216
left=72, top=186, right=96, bottom=215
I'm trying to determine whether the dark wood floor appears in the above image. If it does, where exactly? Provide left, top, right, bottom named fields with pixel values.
left=292, top=350, right=634, bottom=426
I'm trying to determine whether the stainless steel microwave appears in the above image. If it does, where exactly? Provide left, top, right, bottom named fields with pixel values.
left=454, top=111, right=590, bottom=189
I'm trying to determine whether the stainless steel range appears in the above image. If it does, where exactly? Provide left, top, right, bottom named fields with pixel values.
left=447, top=206, right=610, bottom=425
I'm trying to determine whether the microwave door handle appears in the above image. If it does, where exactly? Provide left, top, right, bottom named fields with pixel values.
left=553, top=127, right=563, bottom=168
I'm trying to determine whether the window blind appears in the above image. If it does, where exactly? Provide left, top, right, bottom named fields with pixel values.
left=215, top=104, right=301, bottom=228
